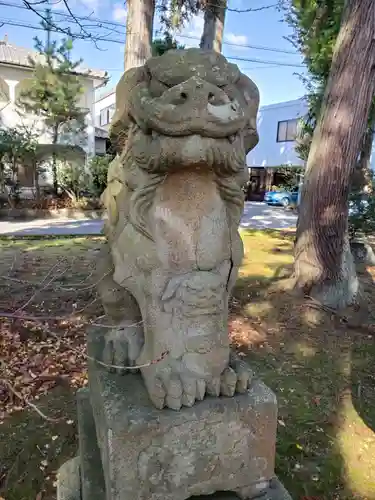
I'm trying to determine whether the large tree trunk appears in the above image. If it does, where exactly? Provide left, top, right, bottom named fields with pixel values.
left=124, top=0, right=155, bottom=71
left=293, top=0, right=375, bottom=308
left=200, top=0, right=227, bottom=52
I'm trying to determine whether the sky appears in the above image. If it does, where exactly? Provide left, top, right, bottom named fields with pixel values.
left=0, top=0, right=307, bottom=106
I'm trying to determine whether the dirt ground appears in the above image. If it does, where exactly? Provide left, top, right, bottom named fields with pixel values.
left=0, top=231, right=375, bottom=500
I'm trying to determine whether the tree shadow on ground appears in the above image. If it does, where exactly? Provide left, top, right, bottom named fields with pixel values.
left=231, top=260, right=375, bottom=500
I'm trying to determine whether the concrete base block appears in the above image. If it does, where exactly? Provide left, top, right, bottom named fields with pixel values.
left=56, top=336, right=293, bottom=500
left=88, top=363, right=282, bottom=500
left=77, top=388, right=106, bottom=500
left=56, top=456, right=81, bottom=500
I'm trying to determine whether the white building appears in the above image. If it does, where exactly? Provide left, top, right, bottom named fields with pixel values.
left=245, top=97, right=375, bottom=199
left=0, top=36, right=108, bottom=184
left=95, top=87, right=116, bottom=131
left=246, top=98, right=308, bottom=169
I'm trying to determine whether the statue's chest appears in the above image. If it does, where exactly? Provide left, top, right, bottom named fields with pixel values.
left=150, top=168, right=232, bottom=272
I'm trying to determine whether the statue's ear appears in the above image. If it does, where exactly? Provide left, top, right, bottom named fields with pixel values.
left=236, top=73, right=260, bottom=154
left=109, top=66, right=149, bottom=154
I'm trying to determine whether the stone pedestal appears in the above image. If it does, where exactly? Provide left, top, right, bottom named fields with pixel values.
left=57, top=368, right=292, bottom=500
left=57, top=322, right=292, bottom=500
left=91, top=370, right=277, bottom=500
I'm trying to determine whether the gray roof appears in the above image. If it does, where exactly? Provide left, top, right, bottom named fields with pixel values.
left=0, top=39, right=107, bottom=80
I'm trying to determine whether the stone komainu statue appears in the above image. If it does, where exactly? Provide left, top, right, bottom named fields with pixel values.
left=95, top=49, right=260, bottom=410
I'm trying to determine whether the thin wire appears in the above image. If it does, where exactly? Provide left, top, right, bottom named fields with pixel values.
left=0, top=0, right=298, bottom=55
left=0, top=18, right=304, bottom=68
left=88, top=64, right=296, bottom=72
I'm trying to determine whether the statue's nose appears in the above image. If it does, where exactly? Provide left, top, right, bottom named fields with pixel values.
left=165, top=76, right=231, bottom=107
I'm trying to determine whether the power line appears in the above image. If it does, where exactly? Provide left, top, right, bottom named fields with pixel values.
left=0, top=17, right=305, bottom=69
left=177, top=34, right=298, bottom=55
left=207, top=1, right=278, bottom=13
left=93, top=64, right=301, bottom=72
left=0, top=0, right=299, bottom=55
left=227, top=55, right=302, bottom=67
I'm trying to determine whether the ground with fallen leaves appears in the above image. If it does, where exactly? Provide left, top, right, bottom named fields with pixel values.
left=1, top=231, right=375, bottom=500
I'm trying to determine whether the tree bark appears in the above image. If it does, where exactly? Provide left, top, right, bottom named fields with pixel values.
left=52, top=125, right=59, bottom=195
left=124, top=0, right=155, bottom=71
left=293, top=0, right=375, bottom=308
left=32, top=157, right=41, bottom=205
left=200, top=0, right=227, bottom=52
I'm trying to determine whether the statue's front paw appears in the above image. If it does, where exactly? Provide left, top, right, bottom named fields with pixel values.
left=101, top=323, right=144, bottom=374
left=143, top=355, right=254, bottom=410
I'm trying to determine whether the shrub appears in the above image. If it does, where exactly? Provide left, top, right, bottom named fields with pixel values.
left=348, top=187, right=375, bottom=238
left=89, top=155, right=111, bottom=196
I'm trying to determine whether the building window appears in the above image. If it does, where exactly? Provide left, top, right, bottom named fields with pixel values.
left=99, top=104, right=115, bottom=126
left=99, top=109, right=107, bottom=126
left=277, top=119, right=298, bottom=142
left=108, top=105, right=115, bottom=123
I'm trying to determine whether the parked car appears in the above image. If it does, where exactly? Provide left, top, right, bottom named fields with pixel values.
left=264, top=186, right=299, bottom=207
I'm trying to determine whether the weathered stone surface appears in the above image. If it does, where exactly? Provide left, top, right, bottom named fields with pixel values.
left=56, top=456, right=81, bottom=500
left=350, top=236, right=375, bottom=265
left=88, top=356, right=278, bottom=500
left=77, top=388, right=106, bottom=500
left=94, top=48, right=260, bottom=409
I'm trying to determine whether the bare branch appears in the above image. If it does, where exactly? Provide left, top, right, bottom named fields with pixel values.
left=0, top=377, right=61, bottom=422
left=0, top=266, right=111, bottom=293
left=226, top=2, right=277, bottom=13
left=14, top=266, right=68, bottom=314
left=199, top=1, right=277, bottom=13
left=0, top=311, right=93, bottom=322
left=61, top=0, right=95, bottom=39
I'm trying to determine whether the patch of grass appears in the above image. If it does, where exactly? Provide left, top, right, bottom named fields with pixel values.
left=233, top=230, right=375, bottom=499
left=1, top=230, right=375, bottom=500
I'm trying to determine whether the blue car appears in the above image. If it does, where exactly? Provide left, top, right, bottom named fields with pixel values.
left=264, top=186, right=299, bottom=207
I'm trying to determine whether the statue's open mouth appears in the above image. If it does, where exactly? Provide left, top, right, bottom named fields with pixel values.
left=131, top=129, right=248, bottom=178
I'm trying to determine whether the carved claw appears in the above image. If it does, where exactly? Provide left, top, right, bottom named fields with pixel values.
left=229, top=354, right=254, bottom=394
left=220, top=366, right=237, bottom=396
left=101, top=323, right=144, bottom=374
left=147, top=377, right=165, bottom=409
left=206, top=377, right=221, bottom=397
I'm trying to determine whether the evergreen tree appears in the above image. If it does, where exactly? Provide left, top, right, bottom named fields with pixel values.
left=152, top=34, right=184, bottom=56
left=18, top=10, right=86, bottom=194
